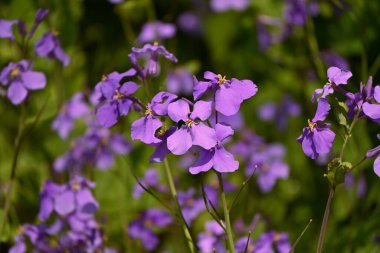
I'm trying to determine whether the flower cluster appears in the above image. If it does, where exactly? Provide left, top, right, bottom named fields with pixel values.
left=9, top=177, right=114, bottom=253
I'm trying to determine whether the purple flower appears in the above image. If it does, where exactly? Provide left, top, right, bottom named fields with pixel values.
left=35, top=32, right=70, bottom=66
left=167, top=99, right=217, bottom=155
left=128, top=209, right=172, bottom=251
left=167, top=68, right=193, bottom=96
left=132, top=168, right=167, bottom=199
left=54, top=127, right=131, bottom=172
left=189, top=123, right=239, bottom=174
left=131, top=92, right=177, bottom=144
left=194, top=71, right=258, bottom=116
left=94, top=69, right=139, bottom=127
left=149, top=127, right=176, bottom=163
left=0, top=19, right=18, bottom=40
left=255, top=231, right=292, bottom=253
left=178, top=188, right=206, bottom=224
left=312, top=66, right=353, bottom=102
left=345, top=172, right=367, bottom=198
left=346, top=77, right=373, bottom=119
left=29, top=9, right=49, bottom=39
left=198, top=221, right=225, bottom=253
left=137, top=21, right=176, bottom=44
left=365, top=134, right=380, bottom=177
left=235, top=237, right=255, bottom=252
left=284, top=0, right=307, bottom=26
left=52, top=93, right=89, bottom=139
left=210, top=0, right=249, bottom=12
left=257, top=95, right=301, bottom=130
left=320, top=51, right=349, bottom=70
left=251, top=144, right=289, bottom=192
left=297, top=98, right=336, bottom=159
left=0, top=60, right=46, bottom=105
left=362, top=85, right=380, bottom=120
left=129, top=43, right=177, bottom=79
left=177, top=12, right=202, bottom=35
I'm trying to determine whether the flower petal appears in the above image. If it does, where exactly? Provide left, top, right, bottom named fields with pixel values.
left=168, top=99, right=191, bottom=122
left=215, top=84, right=243, bottom=116
left=190, top=100, right=212, bottom=120
left=189, top=149, right=214, bottom=174
left=190, top=123, right=217, bottom=150
left=7, top=80, right=28, bottom=105
left=212, top=146, right=239, bottom=173
left=96, top=102, right=118, bottom=127
left=21, top=71, right=46, bottom=90
left=131, top=116, right=162, bottom=144
left=167, top=126, right=192, bottom=155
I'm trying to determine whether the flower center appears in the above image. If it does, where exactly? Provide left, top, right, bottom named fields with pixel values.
left=71, top=181, right=81, bottom=191
left=186, top=118, right=194, bottom=127
left=308, top=119, right=316, bottom=131
left=153, top=41, right=159, bottom=46
left=101, top=74, right=108, bottom=81
left=144, top=219, right=154, bottom=228
left=158, top=126, right=167, bottom=136
left=217, top=74, right=227, bottom=85
left=145, top=107, right=153, bottom=116
left=273, top=233, right=281, bottom=242
left=186, top=198, right=194, bottom=207
left=17, top=226, right=25, bottom=235
left=10, top=67, right=20, bottom=79
left=113, top=89, right=125, bottom=100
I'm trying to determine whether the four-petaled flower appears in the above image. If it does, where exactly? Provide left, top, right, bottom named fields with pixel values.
left=35, top=32, right=70, bottom=66
left=297, top=98, right=335, bottom=159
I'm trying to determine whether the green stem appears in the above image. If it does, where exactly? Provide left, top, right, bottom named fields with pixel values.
left=305, top=14, right=325, bottom=80
left=217, top=173, right=235, bottom=253
left=0, top=107, right=26, bottom=237
left=316, top=187, right=335, bottom=253
left=163, top=159, right=196, bottom=253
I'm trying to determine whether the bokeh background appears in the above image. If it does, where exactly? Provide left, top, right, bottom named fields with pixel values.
left=1, top=0, right=380, bottom=252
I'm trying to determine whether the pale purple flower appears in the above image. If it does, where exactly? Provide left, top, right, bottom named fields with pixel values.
left=131, top=92, right=177, bottom=144
left=254, top=231, right=292, bottom=253
left=128, top=209, right=172, bottom=251
left=194, top=71, right=257, bottom=116
left=235, top=237, right=255, bottom=253
left=52, top=93, right=89, bottom=139
left=0, top=19, right=18, bottom=40
left=312, top=66, right=353, bottom=102
left=320, top=51, right=349, bottom=70
left=94, top=69, right=139, bottom=127
left=362, top=85, right=380, bottom=121
left=210, top=0, right=249, bottom=12
left=345, top=173, right=367, bottom=198
left=189, top=123, right=239, bottom=174
left=0, top=60, right=46, bottom=105
left=177, top=12, right=202, bottom=35
left=297, top=98, right=336, bottom=159
left=167, top=99, right=217, bottom=155
left=178, top=188, right=206, bottom=224
left=366, top=134, right=380, bottom=177
left=167, top=68, right=193, bottom=95
left=198, top=221, right=225, bottom=253
left=129, top=43, right=177, bottom=79
left=35, top=32, right=70, bottom=66
left=284, top=0, right=307, bottom=26
left=137, top=21, right=176, bottom=43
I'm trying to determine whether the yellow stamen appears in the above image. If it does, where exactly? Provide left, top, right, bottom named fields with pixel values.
left=17, top=226, right=25, bottom=235
left=158, top=127, right=167, bottom=136
left=217, top=74, right=227, bottom=85
left=153, top=41, right=159, bottom=46
left=145, top=107, right=153, bottom=116
left=308, top=119, right=316, bottom=130
left=144, top=219, right=153, bottom=228
left=186, top=118, right=194, bottom=127
left=113, top=89, right=125, bottom=100
left=10, top=67, right=20, bottom=79
left=273, top=232, right=281, bottom=242
left=101, top=74, right=108, bottom=81
left=71, top=181, right=81, bottom=191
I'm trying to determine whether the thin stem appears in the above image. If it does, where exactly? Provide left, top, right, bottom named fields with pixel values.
left=0, top=106, right=26, bottom=237
left=350, top=156, right=367, bottom=171
left=290, top=219, right=313, bottom=253
left=163, top=158, right=196, bottom=253
left=305, top=14, right=325, bottom=80
left=340, top=109, right=361, bottom=159
left=217, top=173, right=235, bottom=253
left=200, top=175, right=226, bottom=232
left=229, top=167, right=256, bottom=213
left=316, top=187, right=335, bottom=253
left=243, top=231, right=252, bottom=253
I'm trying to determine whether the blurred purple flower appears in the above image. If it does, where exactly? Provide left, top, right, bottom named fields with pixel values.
left=0, top=60, right=46, bottom=105
left=166, top=68, right=193, bottom=96
left=255, top=231, right=292, bottom=253
left=320, top=51, right=349, bottom=70
left=132, top=168, right=167, bottom=199
left=54, top=127, right=131, bottom=172
left=344, top=173, right=367, bottom=198
left=178, top=188, right=206, bottom=224
left=177, top=12, right=202, bottom=35
left=129, top=43, right=177, bottom=79
left=284, top=0, right=307, bottom=26
left=35, top=32, right=70, bottom=66
left=167, top=99, right=216, bottom=155
left=189, top=123, right=239, bottom=174
left=137, top=21, right=176, bottom=44
left=131, top=91, right=177, bottom=144
left=257, top=95, right=301, bottom=130
left=210, top=0, right=249, bottom=12
left=297, top=98, right=335, bottom=159
left=52, top=92, right=89, bottom=139
left=128, top=209, right=172, bottom=251
left=194, top=71, right=257, bottom=116
left=198, top=221, right=225, bottom=253
left=0, top=19, right=18, bottom=40
left=94, top=69, right=139, bottom=127
left=366, top=134, right=380, bottom=177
